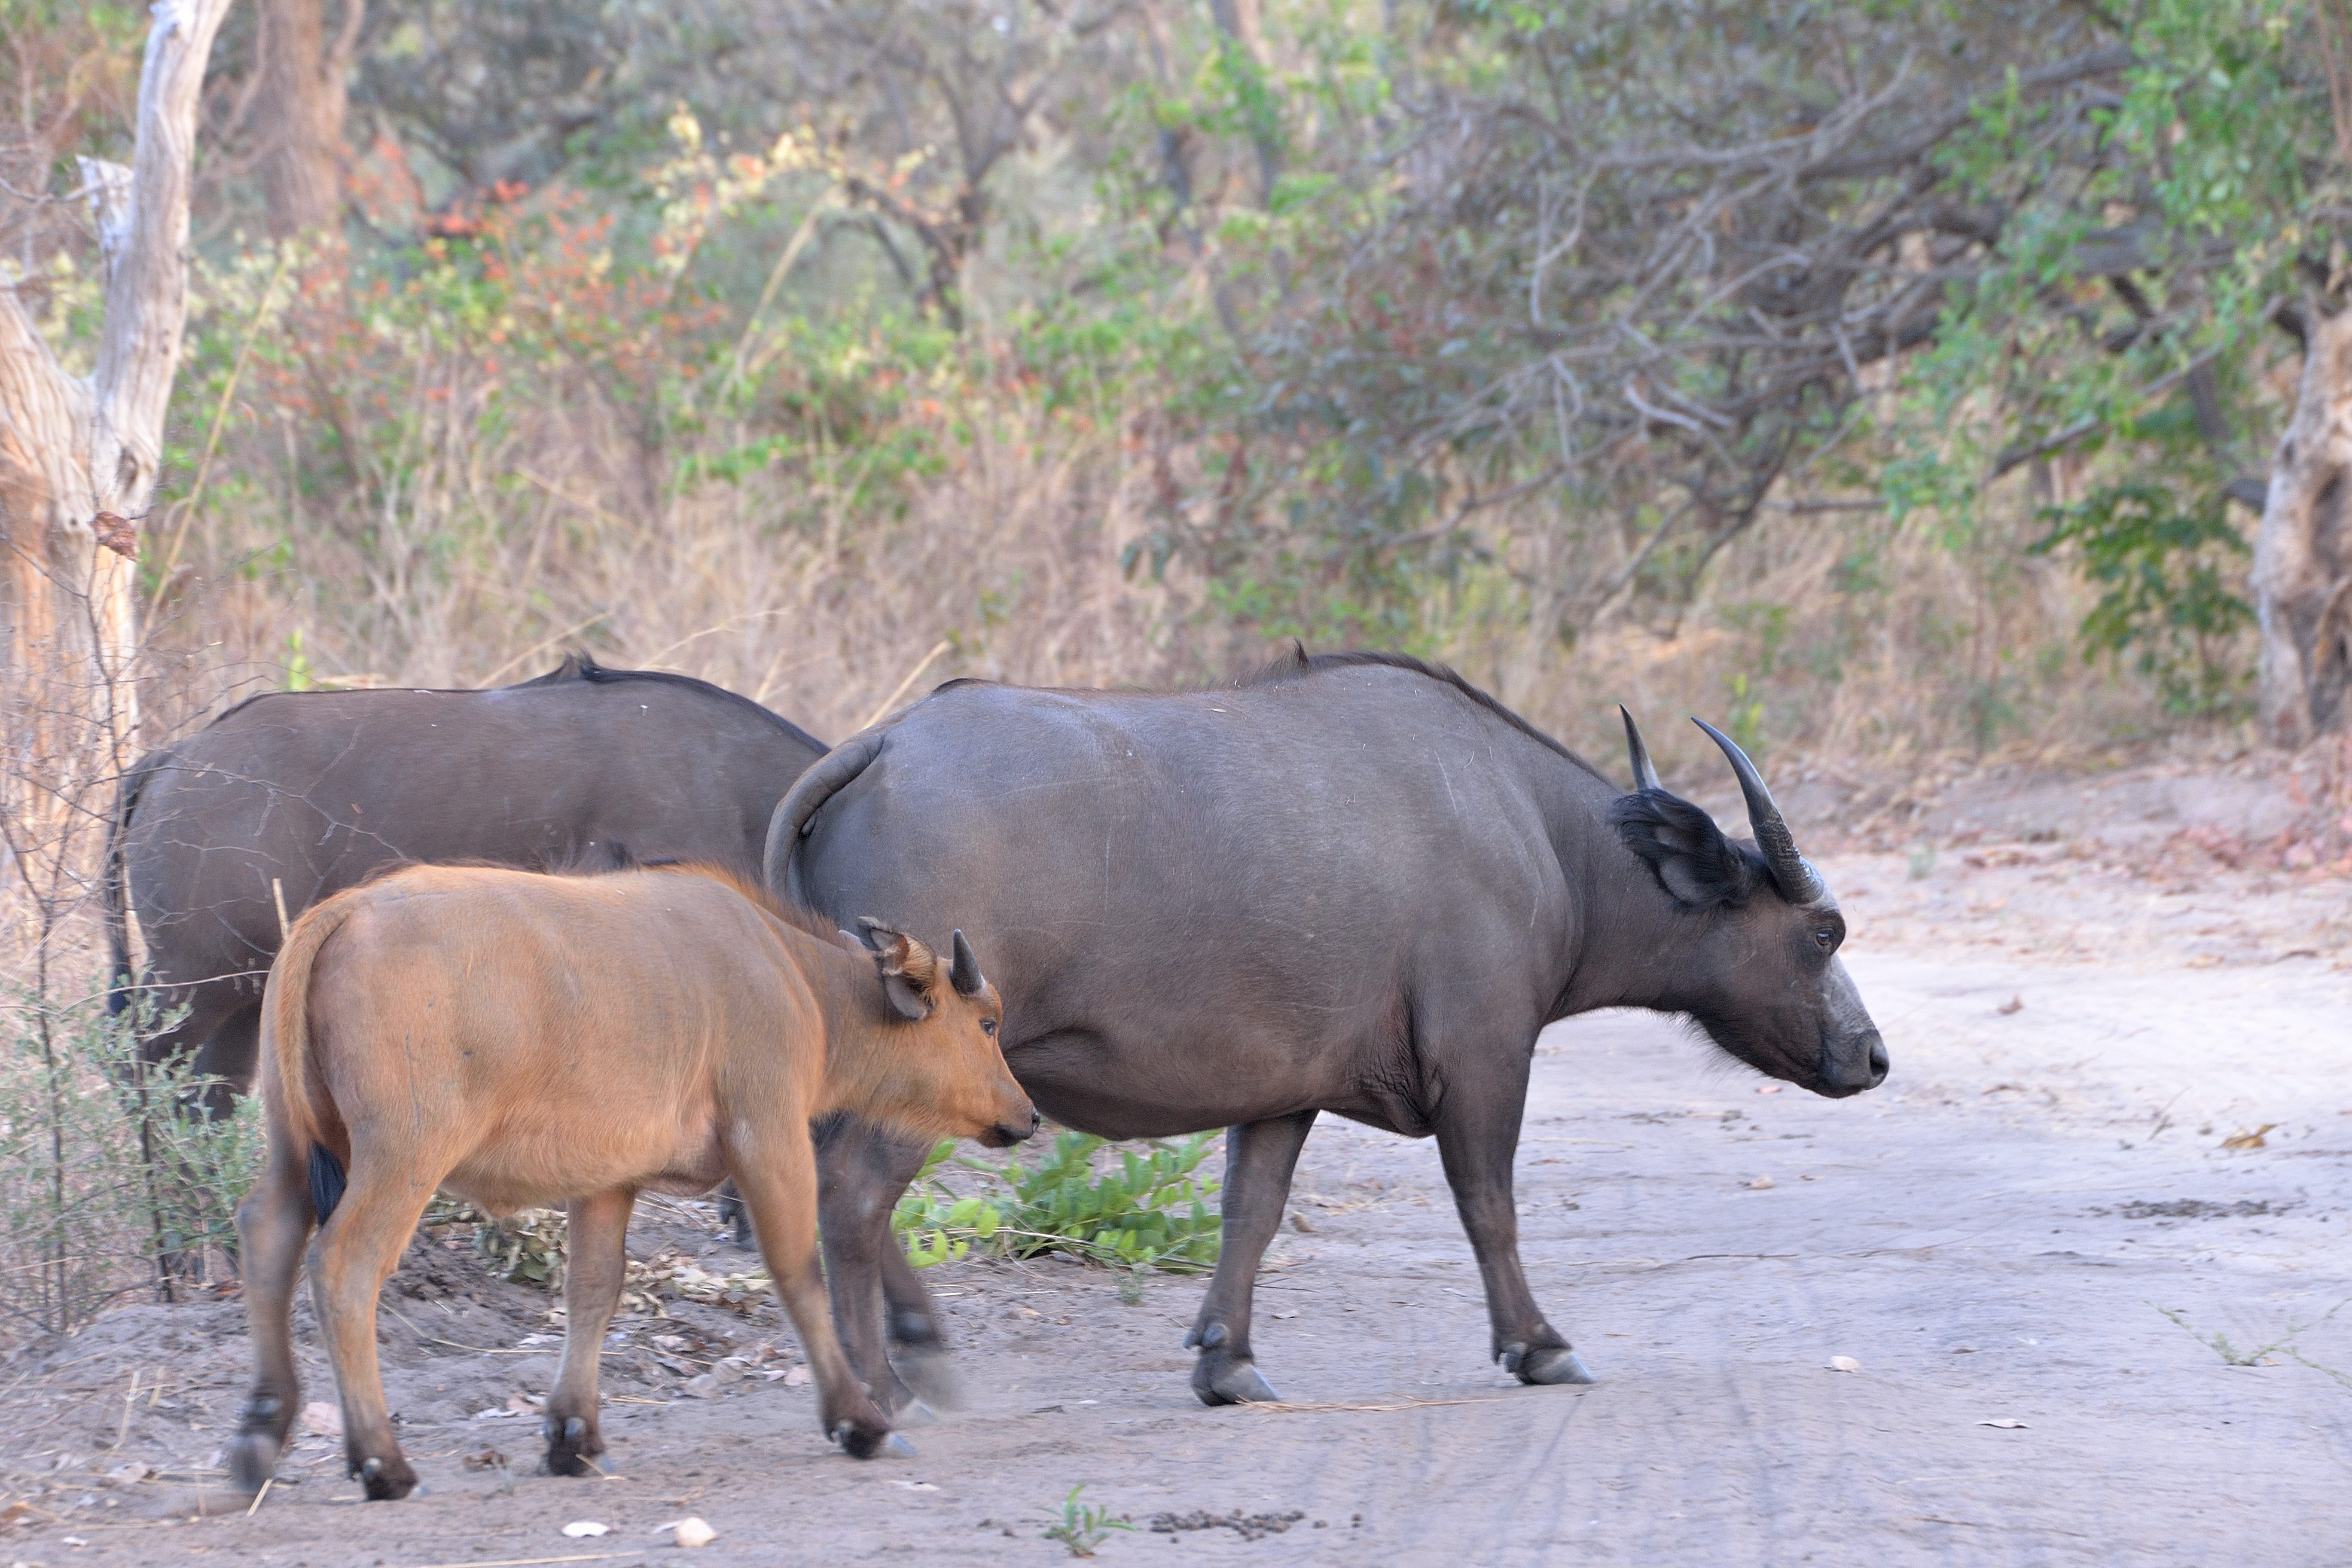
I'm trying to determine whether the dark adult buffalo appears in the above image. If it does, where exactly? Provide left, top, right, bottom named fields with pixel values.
left=768, top=650, right=1886, bottom=1406
left=108, top=654, right=827, bottom=1105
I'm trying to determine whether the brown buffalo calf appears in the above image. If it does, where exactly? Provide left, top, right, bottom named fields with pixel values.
left=228, top=863, right=1035, bottom=1500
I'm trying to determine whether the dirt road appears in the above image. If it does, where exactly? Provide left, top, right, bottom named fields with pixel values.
left=6, top=847, right=2349, bottom=1567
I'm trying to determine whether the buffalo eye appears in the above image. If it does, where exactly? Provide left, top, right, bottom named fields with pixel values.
left=980, top=1019, right=998, bottom=1038
left=1812, top=927, right=1839, bottom=954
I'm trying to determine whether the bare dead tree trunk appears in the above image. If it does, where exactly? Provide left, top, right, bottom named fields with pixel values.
left=255, top=0, right=361, bottom=237
left=2254, top=299, right=2352, bottom=747
left=0, top=0, right=232, bottom=895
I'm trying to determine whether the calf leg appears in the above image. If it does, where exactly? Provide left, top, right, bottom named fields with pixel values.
left=1185, top=1110, right=1316, bottom=1406
left=546, top=1187, right=635, bottom=1476
left=308, top=1157, right=438, bottom=1499
left=814, top=1116, right=934, bottom=1412
left=734, top=1129, right=894, bottom=1458
left=1432, top=1064, right=1592, bottom=1386
left=226, top=1140, right=313, bottom=1492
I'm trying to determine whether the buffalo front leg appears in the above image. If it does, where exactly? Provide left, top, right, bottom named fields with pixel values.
left=733, top=1130, right=894, bottom=1458
left=814, top=1115, right=937, bottom=1414
left=1185, top=1109, right=1316, bottom=1406
left=1433, top=1068, right=1592, bottom=1386
left=546, top=1187, right=635, bottom=1476
left=226, top=1139, right=314, bottom=1492
left=309, top=1156, right=438, bottom=1499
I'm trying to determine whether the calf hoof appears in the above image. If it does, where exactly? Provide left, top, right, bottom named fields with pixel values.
left=356, top=1453, right=419, bottom=1501
left=1192, top=1356, right=1279, bottom=1407
left=830, top=1417, right=895, bottom=1460
left=1512, top=1346, right=1596, bottom=1386
left=543, top=1414, right=601, bottom=1477
left=226, top=1430, right=281, bottom=1494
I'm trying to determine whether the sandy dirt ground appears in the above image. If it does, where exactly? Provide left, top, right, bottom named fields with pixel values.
left=5, top=766, right=2350, bottom=1568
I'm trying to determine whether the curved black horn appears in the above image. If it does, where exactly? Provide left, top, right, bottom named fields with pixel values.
left=1691, top=719, right=1824, bottom=905
left=1619, top=705, right=1663, bottom=793
left=949, top=929, right=986, bottom=997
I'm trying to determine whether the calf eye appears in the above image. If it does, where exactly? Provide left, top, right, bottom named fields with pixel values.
left=980, top=1019, right=998, bottom=1037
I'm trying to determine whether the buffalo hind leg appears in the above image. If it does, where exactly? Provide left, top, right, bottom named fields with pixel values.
left=546, top=1187, right=635, bottom=1476
left=1433, top=1066, right=1592, bottom=1386
left=733, top=1129, right=894, bottom=1458
left=309, top=1155, right=439, bottom=1499
left=879, top=1228, right=957, bottom=1411
left=226, top=1139, right=314, bottom=1492
left=137, top=993, right=259, bottom=1285
left=815, top=1116, right=935, bottom=1415
left=1185, top=1109, right=1316, bottom=1406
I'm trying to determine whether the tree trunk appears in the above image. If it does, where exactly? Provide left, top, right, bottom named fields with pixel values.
left=2253, top=298, right=2352, bottom=747
left=0, top=0, right=232, bottom=894
left=255, top=0, right=360, bottom=237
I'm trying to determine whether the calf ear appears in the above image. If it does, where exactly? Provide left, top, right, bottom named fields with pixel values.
left=1606, top=790, right=1762, bottom=911
left=857, top=917, right=940, bottom=1020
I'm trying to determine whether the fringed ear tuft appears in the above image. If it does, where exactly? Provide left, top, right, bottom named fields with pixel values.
left=857, top=916, right=940, bottom=1020
left=1606, top=790, right=1765, bottom=911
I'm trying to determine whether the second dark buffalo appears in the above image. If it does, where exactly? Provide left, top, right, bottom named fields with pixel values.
left=108, top=654, right=826, bottom=1104
left=769, top=650, right=1886, bottom=1406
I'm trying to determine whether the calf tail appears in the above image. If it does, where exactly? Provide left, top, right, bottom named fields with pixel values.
left=260, top=891, right=360, bottom=1221
left=763, top=730, right=885, bottom=901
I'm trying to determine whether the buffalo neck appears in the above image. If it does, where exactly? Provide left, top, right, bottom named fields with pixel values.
left=1541, top=769, right=1711, bottom=1022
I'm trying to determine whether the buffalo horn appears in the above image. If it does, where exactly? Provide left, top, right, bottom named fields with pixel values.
left=1691, top=718, right=1825, bottom=906
left=1619, top=705, right=1664, bottom=793
left=949, top=929, right=986, bottom=997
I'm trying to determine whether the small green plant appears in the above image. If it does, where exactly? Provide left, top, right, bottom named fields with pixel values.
left=892, top=1139, right=1004, bottom=1268
left=1041, top=1485, right=1132, bottom=1558
left=2156, top=1298, right=2352, bottom=1389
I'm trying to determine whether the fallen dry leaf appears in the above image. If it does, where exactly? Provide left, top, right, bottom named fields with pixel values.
left=1756, top=1084, right=1785, bottom=1095
left=1825, top=1356, right=1861, bottom=1373
left=298, top=1400, right=342, bottom=1437
left=562, top=1521, right=610, bottom=1538
left=1746, top=1175, right=1776, bottom=1190
left=2221, top=1124, right=2278, bottom=1151
left=784, top=1365, right=810, bottom=1387
left=1977, top=1419, right=2027, bottom=1430
left=665, top=1516, right=717, bottom=1548
left=1996, top=995, right=2024, bottom=1015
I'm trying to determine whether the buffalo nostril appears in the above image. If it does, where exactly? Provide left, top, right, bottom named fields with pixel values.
left=1868, top=1040, right=1889, bottom=1083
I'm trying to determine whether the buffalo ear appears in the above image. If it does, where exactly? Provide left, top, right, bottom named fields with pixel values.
left=857, top=917, right=940, bottom=1020
left=1606, top=790, right=1761, bottom=911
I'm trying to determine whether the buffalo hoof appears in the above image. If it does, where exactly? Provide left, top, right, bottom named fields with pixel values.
left=543, top=1414, right=601, bottom=1477
left=831, top=1419, right=898, bottom=1460
left=356, top=1452, right=419, bottom=1502
left=890, top=1345, right=963, bottom=1412
left=226, top=1430, right=280, bottom=1494
left=1193, top=1358, right=1280, bottom=1407
left=1514, top=1346, right=1596, bottom=1386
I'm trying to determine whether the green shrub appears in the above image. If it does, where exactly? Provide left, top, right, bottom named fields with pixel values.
left=0, top=984, right=261, bottom=1338
left=892, top=1130, right=1222, bottom=1273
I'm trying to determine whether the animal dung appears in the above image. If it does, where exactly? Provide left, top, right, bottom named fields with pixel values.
left=562, top=1521, right=610, bottom=1537
left=1825, top=1356, right=1861, bottom=1373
